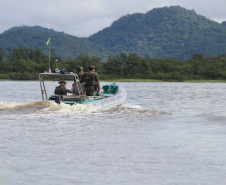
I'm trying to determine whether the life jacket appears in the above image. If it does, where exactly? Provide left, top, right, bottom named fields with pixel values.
left=83, top=72, right=98, bottom=86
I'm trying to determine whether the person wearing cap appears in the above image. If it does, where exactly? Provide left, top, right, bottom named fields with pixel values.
left=77, top=66, right=84, bottom=78
left=54, top=80, right=73, bottom=95
left=81, top=65, right=100, bottom=96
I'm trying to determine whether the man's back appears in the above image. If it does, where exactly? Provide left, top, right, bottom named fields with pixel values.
left=82, top=71, right=98, bottom=86
left=55, top=85, right=67, bottom=95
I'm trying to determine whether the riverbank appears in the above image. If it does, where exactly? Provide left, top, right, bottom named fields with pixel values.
left=101, top=79, right=164, bottom=82
left=1, top=78, right=226, bottom=83
left=184, top=79, right=226, bottom=83
left=101, top=78, right=226, bottom=83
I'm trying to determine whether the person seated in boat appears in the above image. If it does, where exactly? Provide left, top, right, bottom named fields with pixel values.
left=80, top=65, right=100, bottom=96
left=55, top=80, right=73, bottom=95
left=72, top=66, right=85, bottom=95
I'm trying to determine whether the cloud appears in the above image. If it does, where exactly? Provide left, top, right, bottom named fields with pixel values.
left=0, top=0, right=226, bottom=37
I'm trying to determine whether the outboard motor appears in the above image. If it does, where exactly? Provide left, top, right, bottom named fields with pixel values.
left=49, top=95, right=62, bottom=104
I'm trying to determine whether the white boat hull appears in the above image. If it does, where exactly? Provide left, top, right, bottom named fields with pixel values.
left=84, top=86, right=127, bottom=107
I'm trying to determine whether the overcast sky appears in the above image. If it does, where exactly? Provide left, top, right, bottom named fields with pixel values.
left=1, top=0, right=226, bottom=37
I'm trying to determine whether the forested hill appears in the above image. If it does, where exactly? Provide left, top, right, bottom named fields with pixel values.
left=88, top=6, right=226, bottom=59
left=0, top=26, right=112, bottom=60
left=1, top=6, right=226, bottom=60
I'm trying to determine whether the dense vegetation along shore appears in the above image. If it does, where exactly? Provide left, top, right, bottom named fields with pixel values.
left=0, top=47, right=226, bottom=81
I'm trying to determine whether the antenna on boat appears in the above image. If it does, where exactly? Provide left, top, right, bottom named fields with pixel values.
left=55, top=59, right=58, bottom=70
left=46, top=38, right=51, bottom=73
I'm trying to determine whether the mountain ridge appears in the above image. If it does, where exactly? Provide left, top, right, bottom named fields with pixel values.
left=2, top=25, right=63, bottom=34
left=88, top=6, right=226, bottom=59
left=0, top=26, right=112, bottom=60
left=1, top=6, right=226, bottom=60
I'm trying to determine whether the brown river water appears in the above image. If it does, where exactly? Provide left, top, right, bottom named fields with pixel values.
left=0, top=81, right=226, bottom=185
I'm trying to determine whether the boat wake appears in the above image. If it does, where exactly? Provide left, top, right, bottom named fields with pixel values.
left=0, top=101, right=169, bottom=116
left=0, top=101, right=55, bottom=114
left=36, top=102, right=102, bottom=114
left=196, top=113, right=226, bottom=125
left=103, top=104, right=170, bottom=115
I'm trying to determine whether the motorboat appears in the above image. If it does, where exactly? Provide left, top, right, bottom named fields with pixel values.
left=39, top=71, right=127, bottom=107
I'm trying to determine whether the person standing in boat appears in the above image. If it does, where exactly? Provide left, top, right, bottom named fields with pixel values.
left=55, top=80, right=73, bottom=95
left=77, top=66, right=84, bottom=78
left=72, top=66, right=85, bottom=95
left=81, top=65, right=100, bottom=96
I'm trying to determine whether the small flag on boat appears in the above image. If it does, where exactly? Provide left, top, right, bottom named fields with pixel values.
left=46, top=38, right=50, bottom=46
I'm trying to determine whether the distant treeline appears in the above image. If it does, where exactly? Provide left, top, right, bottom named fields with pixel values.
left=0, top=46, right=226, bottom=81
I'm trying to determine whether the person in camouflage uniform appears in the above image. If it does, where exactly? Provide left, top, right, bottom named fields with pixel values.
left=54, top=80, right=73, bottom=95
left=77, top=66, right=84, bottom=78
left=72, top=66, right=85, bottom=95
left=81, top=65, right=100, bottom=96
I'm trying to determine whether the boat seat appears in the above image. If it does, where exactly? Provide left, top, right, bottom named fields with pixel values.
left=103, top=93, right=114, bottom=97
left=62, top=95, right=82, bottom=101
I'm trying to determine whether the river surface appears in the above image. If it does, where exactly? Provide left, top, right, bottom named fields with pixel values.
left=0, top=81, right=226, bottom=185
